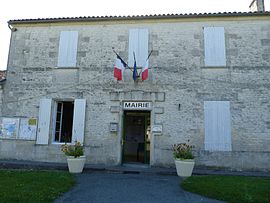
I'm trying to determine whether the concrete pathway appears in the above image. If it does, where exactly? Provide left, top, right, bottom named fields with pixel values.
left=54, top=171, right=224, bottom=203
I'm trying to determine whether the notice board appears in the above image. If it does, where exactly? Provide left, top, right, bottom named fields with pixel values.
left=0, top=118, right=20, bottom=139
left=18, top=118, right=37, bottom=140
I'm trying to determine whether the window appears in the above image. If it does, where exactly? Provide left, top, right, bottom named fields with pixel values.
left=54, top=101, right=74, bottom=143
left=128, top=28, right=149, bottom=67
left=204, top=27, right=226, bottom=66
left=57, top=31, right=78, bottom=67
left=204, top=101, right=232, bottom=151
left=36, top=99, right=86, bottom=145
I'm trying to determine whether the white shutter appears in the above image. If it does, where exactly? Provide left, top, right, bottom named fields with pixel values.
left=138, top=29, right=149, bottom=67
left=204, top=27, right=226, bottom=66
left=204, top=101, right=216, bottom=151
left=72, top=99, right=86, bottom=144
left=128, top=29, right=139, bottom=66
left=218, top=101, right=231, bottom=151
left=57, top=31, right=78, bottom=67
left=128, top=28, right=148, bottom=67
left=36, top=99, right=52, bottom=145
left=204, top=101, right=231, bottom=151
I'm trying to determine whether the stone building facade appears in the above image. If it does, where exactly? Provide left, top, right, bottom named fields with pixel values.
left=1, top=10, right=270, bottom=171
left=0, top=71, right=6, bottom=117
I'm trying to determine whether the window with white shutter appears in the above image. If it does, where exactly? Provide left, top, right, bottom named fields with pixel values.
left=204, top=27, right=226, bottom=67
left=52, top=99, right=86, bottom=144
left=204, top=101, right=232, bottom=151
left=128, top=29, right=149, bottom=67
left=57, top=31, right=78, bottom=67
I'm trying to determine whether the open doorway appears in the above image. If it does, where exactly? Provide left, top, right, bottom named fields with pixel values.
left=122, top=111, right=151, bottom=164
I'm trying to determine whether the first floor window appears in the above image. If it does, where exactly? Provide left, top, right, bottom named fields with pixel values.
left=57, top=31, right=78, bottom=67
left=204, top=27, right=226, bottom=67
left=128, top=28, right=149, bottom=67
left=54, top=101, right=74, bottom=143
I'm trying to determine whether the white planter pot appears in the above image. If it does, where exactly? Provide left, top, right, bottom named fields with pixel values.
left=67, top=156, right=86, bottom=173
left=175, top=159, right=195, bottom=177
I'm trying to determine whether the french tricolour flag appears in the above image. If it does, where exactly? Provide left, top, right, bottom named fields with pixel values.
left=141, top=60, right=149, bottom=81
left=114, top=55, right=126, bottom=81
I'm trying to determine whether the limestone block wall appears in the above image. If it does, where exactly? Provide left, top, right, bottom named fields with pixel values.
left=0, top=15, right=270, bottom=171
left=0, top=84, right=3, bottom=117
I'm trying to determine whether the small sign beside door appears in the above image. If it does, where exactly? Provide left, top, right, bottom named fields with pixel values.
left=110, top=122, right=118, bottom=132
left=123, top=101, right=152, bottom=110
left=152, top=124, right=163, bottom=133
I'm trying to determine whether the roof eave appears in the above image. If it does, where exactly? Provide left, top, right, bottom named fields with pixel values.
left=8, top=11, right=270, bottom=25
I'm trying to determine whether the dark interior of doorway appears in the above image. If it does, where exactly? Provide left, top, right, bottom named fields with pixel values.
left=123, top=111, right=150, bottom=164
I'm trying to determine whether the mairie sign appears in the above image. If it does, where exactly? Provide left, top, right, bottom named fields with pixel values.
left=123, top=101, right=152, bottom=110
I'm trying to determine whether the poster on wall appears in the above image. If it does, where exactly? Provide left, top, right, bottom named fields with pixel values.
left=0, top=118, right=20, bottom=139
left=18, top=118, right=37, bottom=140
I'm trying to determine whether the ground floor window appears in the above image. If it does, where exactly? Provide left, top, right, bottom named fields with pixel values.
left=54, top=101, right=74, bottom=143
left=204, top=101, right=232, bottom=151
left=36, top=99, right=86, bottom=145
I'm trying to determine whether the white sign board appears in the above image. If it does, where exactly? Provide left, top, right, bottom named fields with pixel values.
left=152, top=125, right=163, bottom=133
left=110, top=122, right=118, bottom=132
left=123, top=102, right=152, bottom=110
